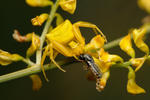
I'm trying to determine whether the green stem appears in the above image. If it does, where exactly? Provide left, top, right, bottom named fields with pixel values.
left=104, top=26, right=150, bottom=50
left=22, top=58, right=35, bottom=66
left=0, top=59, right=132, bottom=83
left=36, top=0, right=60, bottom=65
left=112, top=61, right=131, bottom=68
left=104, top=37, right=122, bottom=50
left=0, top=58, right=75, bottom=83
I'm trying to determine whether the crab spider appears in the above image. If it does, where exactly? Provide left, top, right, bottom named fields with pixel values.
left=41, top=19, right=106, bottom=81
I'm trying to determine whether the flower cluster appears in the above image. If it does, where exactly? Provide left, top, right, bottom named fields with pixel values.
left=0, top=0, right=150, bottom=95
left=1, top=0, right=77, bottom=91
left=119, top=24, right=150, bottom=94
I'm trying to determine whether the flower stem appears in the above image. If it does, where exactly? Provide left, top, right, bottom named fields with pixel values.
left=0, top=58, right=75, bottom=83
left=112, top=61, right=131, bottom=68
left=104, top=27, right=150, bottom=50
left=22, top=58, right=35, bottom=66
left=104, top=37, right=122, bottom=50
left=36, top=0, right=60, bottom=65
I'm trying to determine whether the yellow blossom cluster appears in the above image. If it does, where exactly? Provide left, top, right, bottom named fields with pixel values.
left=0, top=0, right=150, bottom=95
left=119, top=24, right=150, bottom=94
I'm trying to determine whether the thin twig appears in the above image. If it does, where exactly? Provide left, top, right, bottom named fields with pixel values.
left=36, top=0, right=60, bottom=65
left=104, top=37, right=123, bottom=50
left=0, top=58, right=75, bottom=83
left=22, top=58, right=35, bottom=66
left=104, top=27, right=150, bottom=50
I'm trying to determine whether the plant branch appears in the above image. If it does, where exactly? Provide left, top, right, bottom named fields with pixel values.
left=36, top=0, right=60, bottom=65
left=22, top=58, right=35, bottom=66
left=1, top=52, right=150, bottom=83
left=112, top=61, right=131, bottom=68
left=104, top=26, right=150, bottom=50
left=104, top=37, right=123, bottom=50
left=2, top=6, right=150, bottom=84
left=0, top=58, right=75, bottom=83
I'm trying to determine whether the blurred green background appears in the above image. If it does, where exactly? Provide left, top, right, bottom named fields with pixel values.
left=0, top=0, right=150, bottom=100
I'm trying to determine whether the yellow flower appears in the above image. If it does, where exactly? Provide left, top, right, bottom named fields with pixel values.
left=99, top=48, right=123, bottom=63
left=13, top=30, right=40, bottom=58
left=133, top=27, right=149, bottom=55
left=59, top=0, right=77, bottom=14
left=119, top=33, right=135, bottom=58
left=138, top=0, right=150, bottom=13
left=30, top=74, right=42, bottom=91
left=127, top=66, right=145, bottom=94
left=84, top=35, right=105, bottom=58
left=55, top=13, right=64, bottom=26
left=0, top=49, right=23, bottom=66
left=93, top=48, right=123, bottom=72
left=130, top=56, right=146, bottom=72
left=31, top=13, right=48, bottom=26
left=94, top=57, right=111, bottom=73
left=26, top=33, right=40, bottom=57
left=26, top=0, right=53, bottom=7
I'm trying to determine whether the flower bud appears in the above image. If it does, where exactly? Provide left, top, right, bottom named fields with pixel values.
left=120, top=33, right=135, bottom=58
left=127, top=66, right=145, bottom=94
left=59, top=0, right=76, bottom=14
left=133, top=27, right=149, bottom=55
left=31, top=13, right=48, bottom=26
left=30, top=74, right=42, bottom=91
left=26, top=0, right=53, bottom=7
left=84, top=35, right=105, bottom=57
left=26, top=33, right=40, bottom=57
left=0, top=49, right=23, bottom=66
left=55, top=13, right=64, bottom=26
left=130, top=56, right=146, bottom=72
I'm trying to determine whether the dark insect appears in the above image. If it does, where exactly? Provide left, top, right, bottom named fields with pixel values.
left=78, top=54, right=102, bottom=79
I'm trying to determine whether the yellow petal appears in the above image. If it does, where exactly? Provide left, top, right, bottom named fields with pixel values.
left=99, top=48, right=123, bottom=63
left=96, top=71, right=110, bottom=91
left=26, top=33, right=40, bottom=57
left=99, top=48, right=109, bottom=61
left=59, top=0, right=76, bottom=14
left=30, top=74, right=42, bottom=91
left=31, top=13, right=48, bottom=26
left=130, top=56, right=146, bottom=72
left=84, top=35, right=105, bottom=57
left=127, top=66, right=145, bottom=94
left=127, top=79, right=146, bottom=94
left=119, top=33, right=135, bottom=58
left=55, top=13, right=64, bottom=26
left=93, top=57, right=111, bottom=73
left=90, top=35, right=105, bottom=49
left=133, top=27, right=149, bottom=55
left=48, top=26, right=53, bottom=32
left=93, top=48, right=123, bottom=72
left=26, top=0, right=53, bottom=7
left=138, top=0, right=150, bottom=13
left=0, top=49, right=23, bottom=66
left=107, top=54, right=124, bottom=63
